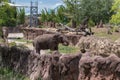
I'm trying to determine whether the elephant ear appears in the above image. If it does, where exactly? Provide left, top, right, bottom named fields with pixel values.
left=54, top=34, right=64, bottom=43
left=53, top=34, right=60, bottom=39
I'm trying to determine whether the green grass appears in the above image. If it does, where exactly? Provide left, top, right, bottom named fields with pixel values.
left=45, top=45, right=79, bottom=54
left=0, top=67, right=29, bottom=80
left=13, top=38, right=32, bottom=43
left=59, top=44, right=79, bottom=54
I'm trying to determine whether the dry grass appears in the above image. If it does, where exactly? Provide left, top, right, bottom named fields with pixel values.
left=92, top=28, right=120, bottom=41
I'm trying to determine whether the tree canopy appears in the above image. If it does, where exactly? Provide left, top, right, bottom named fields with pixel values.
left=79, top=0, right=113, bottom=24
left=40, top=0, right=113, bottom=28
left=0, top=4, right=17, bottom=27
left=17, top=8, right=25, bottom=24
left=63, top=0, right=113, bottom=25
left=110, top=0, right=120, bottom=25
left=0, top=1, right=25, bottom=27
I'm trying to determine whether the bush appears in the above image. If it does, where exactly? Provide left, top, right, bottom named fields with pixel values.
left=113, top=26, right=119, bottom=32
left=0, top=67, right=29, bottom=80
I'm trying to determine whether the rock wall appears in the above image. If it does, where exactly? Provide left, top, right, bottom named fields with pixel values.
left=21, top=28, right=60, bottom=40
left=0, top=45, right=120, bottom=80
left=76, top=36, right=120, bottom=57
left=79, top=53, right=120, bottom=80
left=0, top=45, right=82, bottom=80
left=22, top=28, right=46, bottom=40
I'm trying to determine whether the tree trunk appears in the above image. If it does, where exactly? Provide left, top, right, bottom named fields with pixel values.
left=72, top=20, right=77, bottom=28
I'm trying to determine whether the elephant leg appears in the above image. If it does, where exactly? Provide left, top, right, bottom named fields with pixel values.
left=35, top=45, right=40, bottom=54
left=54, top=46, right=58, bottom=50
left=50, top=46, right=58, bottom=51
left=36, top=48, right=40, bottom=54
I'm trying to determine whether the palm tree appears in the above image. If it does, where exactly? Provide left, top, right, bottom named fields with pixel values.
left=63, top=0, right=81, bottom=28
left=56, top=5, right=68, bottom=24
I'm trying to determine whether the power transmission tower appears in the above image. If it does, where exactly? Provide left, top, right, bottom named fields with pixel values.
left=30, top=1, right=38, bottom=27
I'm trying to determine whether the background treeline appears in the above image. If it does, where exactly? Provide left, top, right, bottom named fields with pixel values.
left=0, top=0, right=120, bottom=27
left=40, top=0, right=120, bottom=28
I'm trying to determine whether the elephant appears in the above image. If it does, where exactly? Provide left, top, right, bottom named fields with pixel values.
left=33, top=33, right=69, bottom=54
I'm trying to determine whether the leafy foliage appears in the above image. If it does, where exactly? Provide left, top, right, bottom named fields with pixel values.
left=79, top=0, right=113, bottom=24
left=63, top=0, right=81, bottom=27
left=40, top=0, right=113, bottom=27
left=17, top=8, right=25, bottom=24
left=110, top=0, right=120, bottom=25
left=40, top=6, right=69, bottom=26
left=56, top=5, right=68, bottom=24
left=0, top=0, right=9, bottom=3
left=0, top=3, right=17, bottom=27
left=41, top=8, right=56, bottom=22
left=0, top=67, right=29, bottom=80
left=0, top=1, right=25, bottom=27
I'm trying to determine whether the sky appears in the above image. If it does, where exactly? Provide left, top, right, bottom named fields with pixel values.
left=11, top=0, right=63, bottom=15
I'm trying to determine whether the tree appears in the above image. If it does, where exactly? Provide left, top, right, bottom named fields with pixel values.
left=62, top=0, right=113, bottom=27
left=63, top=0, right=81, bottom=28
left=110, top=0, right=120, bottom=25
left=43, top=8, right=56, bottom=22
left=41, top=9, right=47, bottom=22
left=0, top=0, right=9, bottom=3
left=0, top=3, right=17, bottom=27
left=40, top=8, right=57, bottom=27
left=40, top=0, right=113, bottom=28
left=17, top=8, right=25, bottom=24
left=79, top=0, right=113, bottom=25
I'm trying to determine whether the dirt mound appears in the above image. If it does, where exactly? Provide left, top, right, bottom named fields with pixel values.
left=76, top=36, right=120, bottom=57
left=0, top=45, right=120, bottom=80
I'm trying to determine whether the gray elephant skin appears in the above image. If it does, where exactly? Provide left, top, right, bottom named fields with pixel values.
left=33, top=34, right=69, bottom=54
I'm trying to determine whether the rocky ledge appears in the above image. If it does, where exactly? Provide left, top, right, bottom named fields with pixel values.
left=0, top=45, right=120, bottom=80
